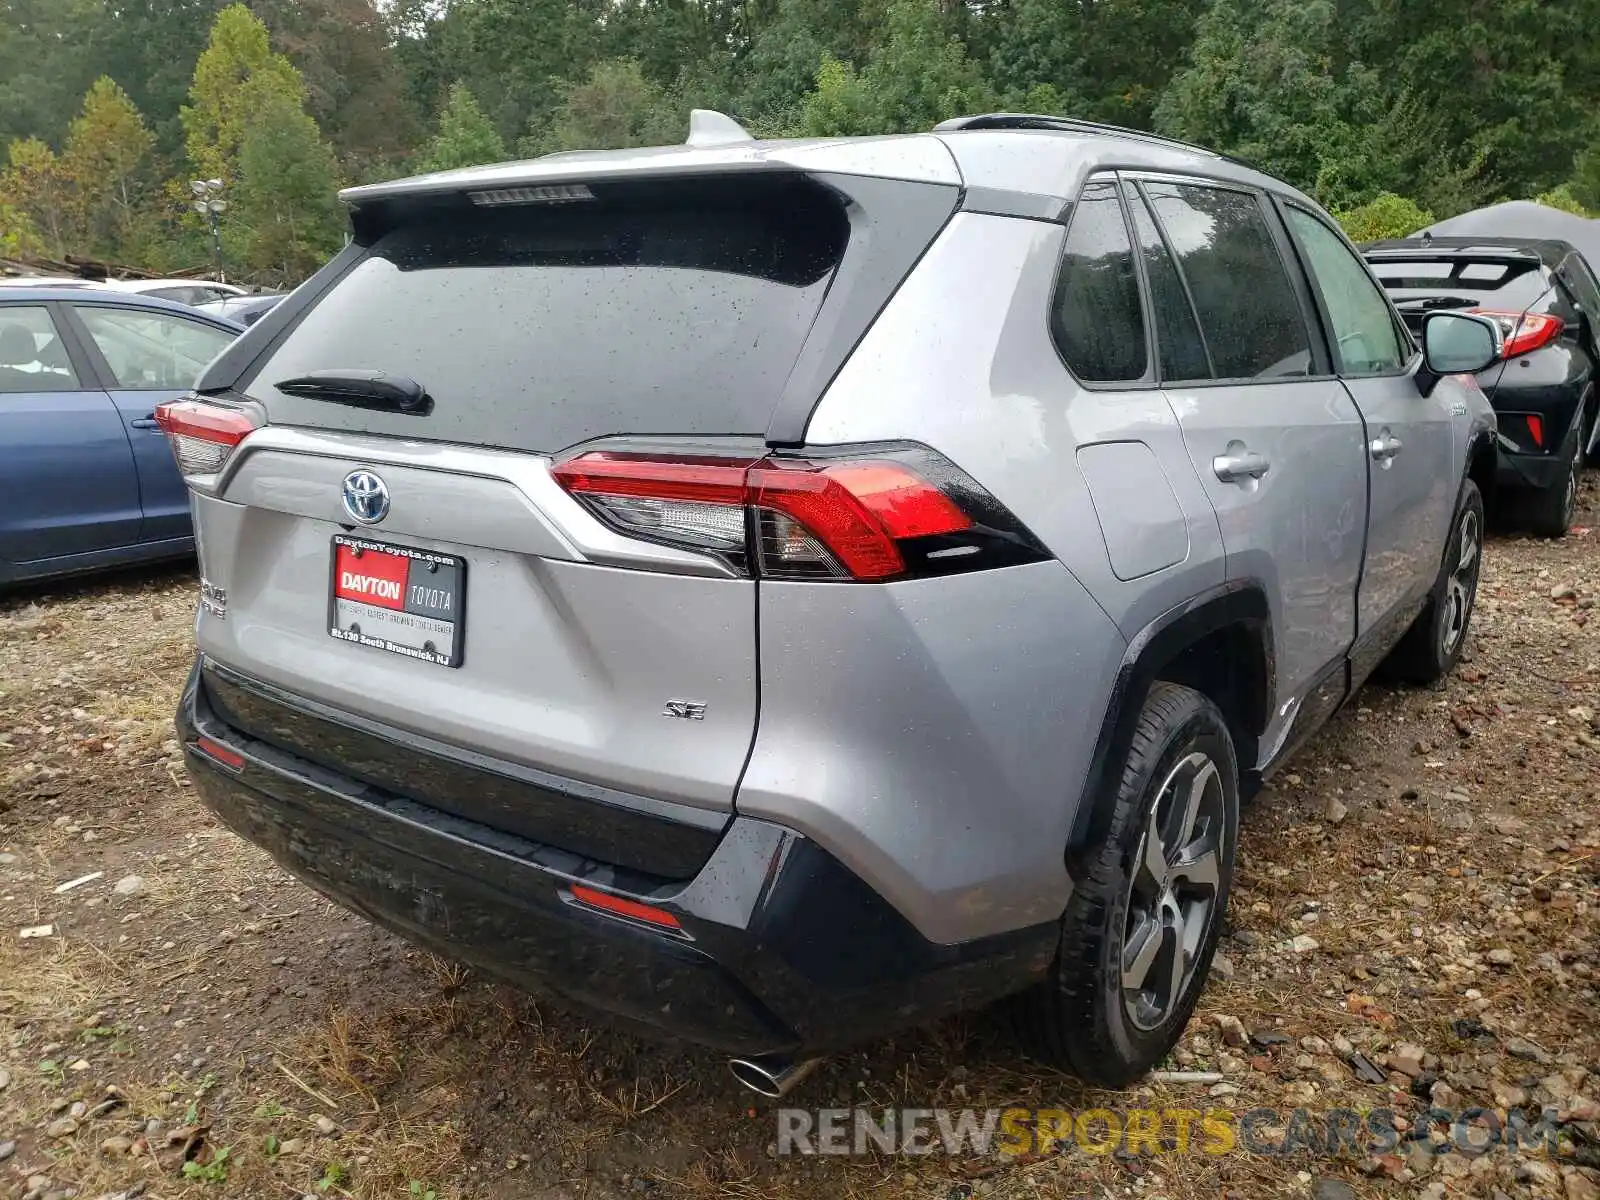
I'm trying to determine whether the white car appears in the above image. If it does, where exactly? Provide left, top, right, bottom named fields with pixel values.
left=98, top=279, right=247, bottom=307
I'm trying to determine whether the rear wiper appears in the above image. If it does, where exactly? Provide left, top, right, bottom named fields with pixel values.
left=274, top=370, right=433, bottom=415
left=1402, top=296, right=1477, bottom=312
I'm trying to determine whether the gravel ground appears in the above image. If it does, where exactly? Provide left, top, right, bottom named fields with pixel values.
left=1, top=474, right=1596, bottom=1200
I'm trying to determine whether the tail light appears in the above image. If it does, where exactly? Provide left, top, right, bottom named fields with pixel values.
left=1467, top=309, right=1564, bottom=359
left=153, top=396, right=259, bottom=478
left=553, top=446, right=1049, bottom=581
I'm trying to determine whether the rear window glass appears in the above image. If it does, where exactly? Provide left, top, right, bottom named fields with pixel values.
left=1370, top=257, right=1549, bottom=308
left=250, top=178, right=848, bottom=451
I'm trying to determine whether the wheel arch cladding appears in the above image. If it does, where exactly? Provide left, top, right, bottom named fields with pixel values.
left=1066, top=583, right=1272, bottom=876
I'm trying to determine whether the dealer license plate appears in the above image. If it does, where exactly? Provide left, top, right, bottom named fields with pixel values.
left=328, top=535, right=465, bottom=667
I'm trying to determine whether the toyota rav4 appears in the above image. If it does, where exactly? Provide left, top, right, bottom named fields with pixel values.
left=163, top=112, right=1499, bottom=1092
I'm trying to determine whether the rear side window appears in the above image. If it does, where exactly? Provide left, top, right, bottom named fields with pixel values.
left=0, top=306, right=80, bottom=392
left=1143, top=182, right=1313, bottom=379
left=250, top=177, right=848, bottom=452
left=76, top=307, right=235, bottom=389
left=1127, top=189, right=1211, bottom=382
left=1051, top=180, right=1147, bottom=383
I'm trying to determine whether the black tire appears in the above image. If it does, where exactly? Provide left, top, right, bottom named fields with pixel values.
left=1384, top=478, right=1484, bottom=684
left=1014, top=682, right=1238, bottom=1086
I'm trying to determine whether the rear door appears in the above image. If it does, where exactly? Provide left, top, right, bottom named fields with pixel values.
left=1135, top=177, right=1368, bottom=728
left=66, top=303, right=238, bottom=543
left=0, top=303, right=143, bottom=566
left=1280, top=205, right=1455, bottom=649
left=196, top=173, right=864, bottom=816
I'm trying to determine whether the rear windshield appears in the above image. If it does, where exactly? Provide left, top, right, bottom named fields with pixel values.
left=247, top=177, right=848, bottom=452
left=1369, top=256, right=1550, bottom=309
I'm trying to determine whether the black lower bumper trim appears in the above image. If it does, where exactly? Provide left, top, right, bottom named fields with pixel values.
left=178, top=658, right=1057, bottom=1055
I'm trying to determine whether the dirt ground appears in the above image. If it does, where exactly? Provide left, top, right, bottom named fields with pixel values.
left=2, top=476, right=1597, bottom=1200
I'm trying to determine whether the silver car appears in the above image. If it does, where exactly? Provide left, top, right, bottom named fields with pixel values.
left=163, top=112, right=1498, bottom=1092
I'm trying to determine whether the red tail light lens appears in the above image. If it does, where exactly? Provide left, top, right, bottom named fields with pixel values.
left=1467, top=309, right=1564, bottom=359
left=749, top=459, right=972, bottom=579
left=154, top=397, right=259, bottom=477
left=553, top=447, right=1043, bottom=582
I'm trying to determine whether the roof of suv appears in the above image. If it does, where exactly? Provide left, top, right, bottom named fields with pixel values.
left=341, top=112, right=1304, bottom=218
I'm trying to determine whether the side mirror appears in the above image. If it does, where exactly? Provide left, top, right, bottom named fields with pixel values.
left=1421, top=311, right=1502, bottom=375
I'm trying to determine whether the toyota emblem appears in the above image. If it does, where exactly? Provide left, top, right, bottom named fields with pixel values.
left=341, top=469, right=390, bottom=525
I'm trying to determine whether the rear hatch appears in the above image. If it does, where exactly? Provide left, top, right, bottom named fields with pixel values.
left=175, top=161, right=960, bottom=877
left=1367, top=251, right=1556, bottom=402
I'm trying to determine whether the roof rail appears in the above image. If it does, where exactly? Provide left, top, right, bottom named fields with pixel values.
left=933, top=112, right=1268, bottom=174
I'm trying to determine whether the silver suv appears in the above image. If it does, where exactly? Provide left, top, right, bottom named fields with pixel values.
left=165, top=113, right=1499, bottom=1092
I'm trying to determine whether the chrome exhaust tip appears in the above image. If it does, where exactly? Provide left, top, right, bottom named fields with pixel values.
left=728, top=1054, right=821, bottom=1099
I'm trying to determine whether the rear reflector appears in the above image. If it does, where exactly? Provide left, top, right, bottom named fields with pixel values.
left=553, top=447, right=1044, bottom=581
left=193, top=736, right=245, bottom=771
left=154, top=397, right=259, bottom=477
left=1525, top=414, right=1544, bottom=447
left=1467, top=309, right=1564, bottom=359
left=569, top=883, right=682, bottom=930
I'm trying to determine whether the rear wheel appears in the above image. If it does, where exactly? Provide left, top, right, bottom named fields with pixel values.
left=1015, top=683, right=1238, bottom=1085
left=1522, top=428, right=1581, bottom=538
left=1384, top=478, right=1484, bottom=683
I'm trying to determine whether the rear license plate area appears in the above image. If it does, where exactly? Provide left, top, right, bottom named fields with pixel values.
left=328, top=535, right=465, bottom=667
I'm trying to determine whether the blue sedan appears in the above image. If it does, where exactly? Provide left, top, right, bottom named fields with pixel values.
left=0, top=288, right=243, bottom=585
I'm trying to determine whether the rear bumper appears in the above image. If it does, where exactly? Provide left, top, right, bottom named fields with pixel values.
left=1495, top=447, right=1569, bottom=491
left=178, top=657, right=1055, bottom=1055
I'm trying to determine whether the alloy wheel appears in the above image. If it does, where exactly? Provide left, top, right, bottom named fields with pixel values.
left=1441, top=506, right=1480, bottom=657
left=1120, top=750, right=1226, bottom=1031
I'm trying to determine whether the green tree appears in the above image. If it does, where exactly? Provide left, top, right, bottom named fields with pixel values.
left=0, top=0, right=107, bottom=150
left=799, top=0, right=994, bottom=137
left=63, top=77, right=156, bottom=260
left=0, top=198, right=42, bottom=256
left=987, top=0, right=1203, bottom=127
left=1156, top=0, right=1391, bottom=203
left=252, top=0, right=421, bottom=178
left=95, top=0, right=228, bottom=157
left=1334, top=193, right=1434, bottom=243
left=1572, top=145, right=1600, bottom=213
left=1, top=137, right=72, bottom=257
left=181, top=4, right=305, bottom=185
left=734, top=0, right=887, bottom=132
left=522, top=59, right=684, bottom=156
left=235, top=83, right=344, bottom=279
left=1357, top=0, right=1600, bottom=208
left=416, top=82, right=506, bottom=171
left=1531, top=184, right=1592, bottom=218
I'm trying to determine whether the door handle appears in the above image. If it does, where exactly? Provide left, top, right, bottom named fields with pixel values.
left=130, top=417, right=160, bottom=430
left=1212, top=448, right=1271, bottom=483
left=1369, top=432, right=1403, bottom=464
